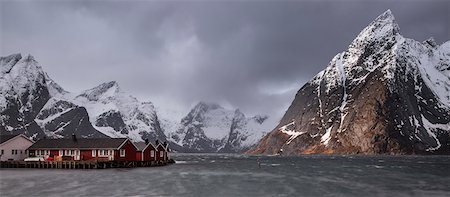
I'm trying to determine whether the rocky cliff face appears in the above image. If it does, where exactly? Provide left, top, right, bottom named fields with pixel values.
left=166, top=102, right=272, bottom=152
left=249, top=10, right=450, bottom=155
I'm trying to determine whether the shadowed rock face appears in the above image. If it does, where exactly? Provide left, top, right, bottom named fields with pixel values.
left=96, top=110, right=129, bottom=134
left=249, top=10, right=450, bottom=155
left=1, top=54, right=50, bottom=139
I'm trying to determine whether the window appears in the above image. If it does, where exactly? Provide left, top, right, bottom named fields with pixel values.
left=36, top=150, right=48, bottom=156
left=99, top=150, right=110, bottom=156
left=120, top=149, right=125, bottom=157
left=70, top=150, right=75, bottom=155
left=92, top=150, right=96, bottom=157
left=1, top=149, right=4, bottom=155
left=150, top=150, right=155, bottom=157
left=160, top=151, right=164, bottom=157
left=12, top=150, right=15, bottom=155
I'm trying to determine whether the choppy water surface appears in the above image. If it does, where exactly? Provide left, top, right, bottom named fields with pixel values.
left=1, top=154, right=449, bottom=196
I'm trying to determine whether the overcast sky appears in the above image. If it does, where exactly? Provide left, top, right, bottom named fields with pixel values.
left=1, top=0, right=449, bottom=119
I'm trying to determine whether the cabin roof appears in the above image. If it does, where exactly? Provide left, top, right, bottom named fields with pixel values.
left=135, top=142, right=157, bottom=151
left=0, top=134, right=33, bottom=144
left=134, top=142, right=147, bottom=151
left=0, top=134, right=19, bottom=144
left=28, top=138, right=128, bottom=149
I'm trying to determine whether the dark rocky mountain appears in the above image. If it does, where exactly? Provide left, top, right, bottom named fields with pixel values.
left=249, top=10, right=450, bottom=155
left=166, top=102, right=272, bottom=152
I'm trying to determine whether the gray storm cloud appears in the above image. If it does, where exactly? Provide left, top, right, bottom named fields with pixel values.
left=1, top=0, right=449, bottom=119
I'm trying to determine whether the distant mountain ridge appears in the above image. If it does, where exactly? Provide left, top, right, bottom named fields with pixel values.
left=0, top=54, right=274, bottom=152
left=249, top=10, right=450, bottom=155
left=165, top=102, right=273, bottom=152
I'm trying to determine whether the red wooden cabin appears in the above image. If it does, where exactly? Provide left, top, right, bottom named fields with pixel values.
left=135, top=141, right=157, bottom=161
left=27, top=136, right=138, bottom=161
left=155, top=142, right=169, bottom=161
left=135, top=140, right=170, bottom=162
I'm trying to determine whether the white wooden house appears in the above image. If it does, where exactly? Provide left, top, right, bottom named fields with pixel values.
left=0, top=134, right=34, bottom=161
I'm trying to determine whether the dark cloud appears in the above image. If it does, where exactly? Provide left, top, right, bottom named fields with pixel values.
left=1, top=0, right=449, bottom=118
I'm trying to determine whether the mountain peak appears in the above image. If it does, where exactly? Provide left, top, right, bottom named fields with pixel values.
left=24, top=54, right=35, bottom=62
left=0, top=53, right=22, bottom=65
left=101, top=81, right=119, bottom=89
left=0, top=53, right=23, bottom=74
left=250, top=9, right=450, bottom=155
left=375, top=9, right=394, bottom=23
left=196, top=101, right=222, bottom=110
left=350, top=9, right=399, bottom=50
left=78, top=81, right=120, bottom=101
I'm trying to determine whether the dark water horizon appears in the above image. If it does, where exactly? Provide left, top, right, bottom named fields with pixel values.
left=1, top=153, right=449, bottom=197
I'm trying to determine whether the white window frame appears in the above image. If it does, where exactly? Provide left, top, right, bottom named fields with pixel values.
left=120, top=149, right=125, bottom=157
left=92, top=150, right=96, bottom=157
left=99, top=149, right=111, bottom=156
left=150, top=150, right=155, bottom=157
left=160, top=151, right=164, bottom=157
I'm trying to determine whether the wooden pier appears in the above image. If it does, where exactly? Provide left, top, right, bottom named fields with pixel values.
left=0, top=159, right=175, bottom=169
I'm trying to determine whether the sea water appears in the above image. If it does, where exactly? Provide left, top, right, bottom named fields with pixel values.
left=1, top=154, right=449, bottom=196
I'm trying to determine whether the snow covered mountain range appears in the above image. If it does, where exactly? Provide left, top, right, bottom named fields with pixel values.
left=165, top=102, right=273, bottom=152
left=0, top=55, right=272, bottom=152
left=250, top=10, right=450, bottom=155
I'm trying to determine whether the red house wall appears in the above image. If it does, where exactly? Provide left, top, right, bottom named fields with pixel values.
left=50, top=150, right=59, bottom=157
left=115, top=140, right=137, bottom=161
left=142, top=145, right=156, bottom=161
left=136, top=151, right=142, bottom=161
left=155, top=145, right=166, bottom=161
left=80, top=150, right=93, bottom=160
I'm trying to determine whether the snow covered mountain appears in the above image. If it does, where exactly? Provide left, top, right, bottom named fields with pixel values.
left=250, top=10, right=450, bottom=155
left=71, top=81, right=166, bottom=141
left=166, top=102, right=272, bottom=152
left=0, top=53, right=165, bottom=142
left=0, top=54, right=105, bottom=139
left=0, top=54, right=271, bottom=151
